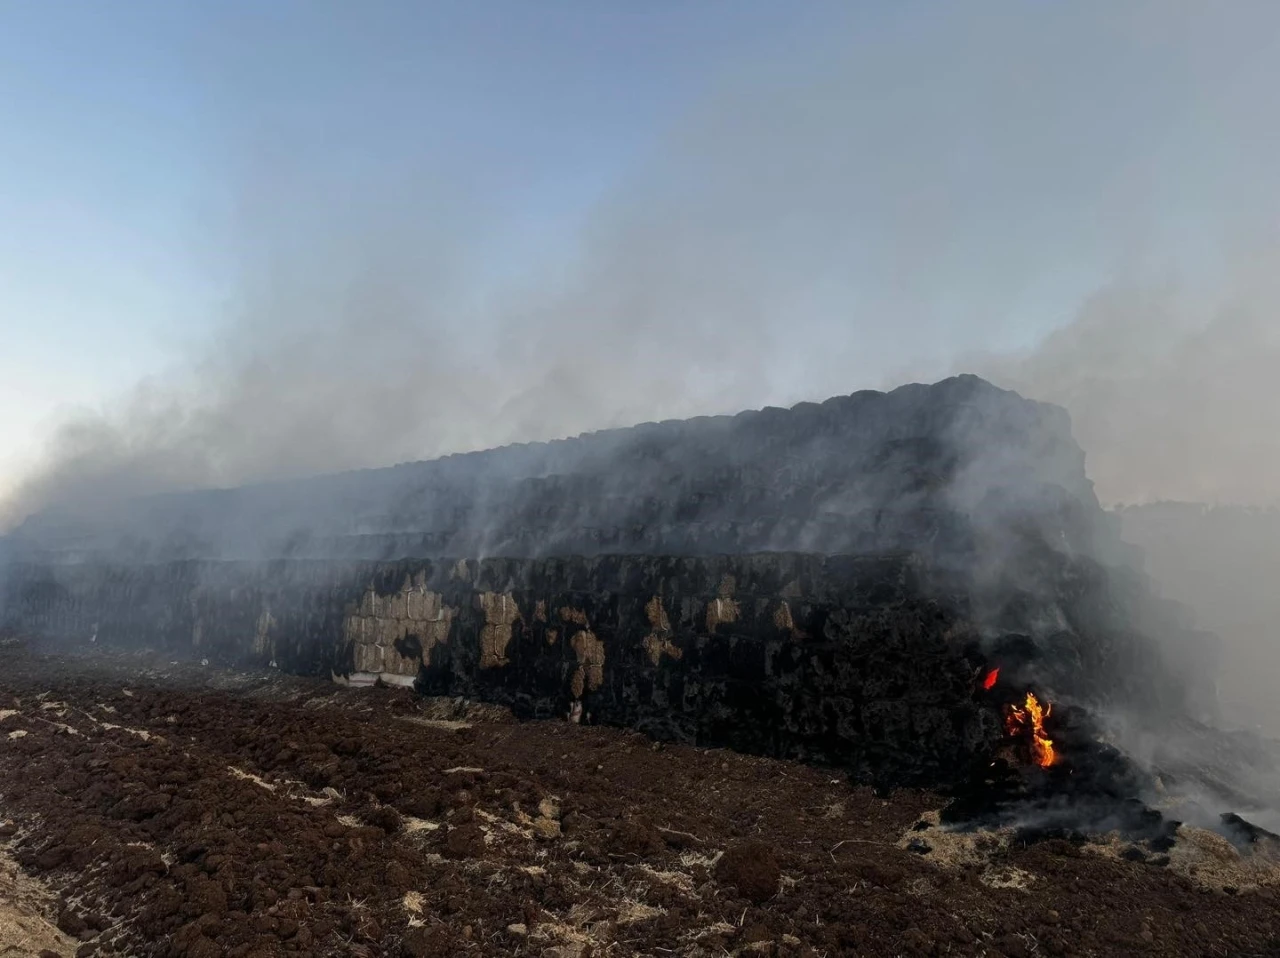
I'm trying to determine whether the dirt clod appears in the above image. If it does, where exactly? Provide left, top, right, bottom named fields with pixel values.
left=714, top=842, right=781, bottom=903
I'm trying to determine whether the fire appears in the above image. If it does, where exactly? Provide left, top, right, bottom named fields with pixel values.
left=1005, top=691, right=1056, bottom=767
left=981, top=667, right=999, bottom=690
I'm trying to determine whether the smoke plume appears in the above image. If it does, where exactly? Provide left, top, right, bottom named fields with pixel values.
left=5, top=1, right=1280, bottom=530
left=970, top=264, right=1280, bottom=507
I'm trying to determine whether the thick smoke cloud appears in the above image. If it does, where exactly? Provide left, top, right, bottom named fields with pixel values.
left=970, top=264, right=1280, bottom=507
left=5, top=2, right=1279, bottom=531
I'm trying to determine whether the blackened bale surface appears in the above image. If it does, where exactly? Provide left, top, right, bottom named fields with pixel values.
left=0, top=376, right=1213, bottom=787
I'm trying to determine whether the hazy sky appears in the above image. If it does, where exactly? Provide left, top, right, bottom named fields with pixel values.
left=2, top=1, right=1279, bottom=517
left=0, top=1, right=809, bottom=492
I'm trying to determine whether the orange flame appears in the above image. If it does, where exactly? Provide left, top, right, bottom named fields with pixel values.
left=982, top=668, right=999, bottom=690
left=1005, top=692, right=1056, bottom=767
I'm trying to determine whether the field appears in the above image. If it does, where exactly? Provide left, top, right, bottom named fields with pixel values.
left=0, top=638, right=1277, bottom=958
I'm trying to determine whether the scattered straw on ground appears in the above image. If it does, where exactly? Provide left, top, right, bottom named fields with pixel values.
left=898, top=809, right=1036, bottom=891
left=395, top=716, right=472, bottom=731
left=401, top=891, right=424, bottom=915
left=99, top=723, right=155, bottom=741
left=1085, top=826, right=1280, bottom=893
left=980, top=865, right=1036, bottom=891
left=0, top=839, right=77, bottom=957
left=227, top=766, right=277, bottom=792
left=897, top=809, right=1012, bottom=868
left=402, top=816, right=441, bottom=834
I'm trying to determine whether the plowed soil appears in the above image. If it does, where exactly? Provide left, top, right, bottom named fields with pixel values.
left=0, top=637, right=1277, bottom=958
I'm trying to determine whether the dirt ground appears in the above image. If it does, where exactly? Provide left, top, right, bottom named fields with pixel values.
left=0, top=638, right=1278, bottom=958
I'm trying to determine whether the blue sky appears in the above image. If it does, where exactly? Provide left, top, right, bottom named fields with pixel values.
left=0, top=3, right=771, bottom=329
left=2, top=1, right=1278, bottom=511
left=0, top=1, right=836, bottom=488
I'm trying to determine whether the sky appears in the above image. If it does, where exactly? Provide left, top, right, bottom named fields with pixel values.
left=2, top=0, right=1280, bottom=519
left=0, top=2, right=801, bottom=486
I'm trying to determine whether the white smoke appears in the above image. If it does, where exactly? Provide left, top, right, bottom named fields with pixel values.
left=6, top=1, right=1280, bottom=528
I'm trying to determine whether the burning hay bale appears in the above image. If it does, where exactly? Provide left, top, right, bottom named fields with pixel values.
left=1005, top=691, right=1057, bottom=769
left=1, top=375, right=1266, bottom=833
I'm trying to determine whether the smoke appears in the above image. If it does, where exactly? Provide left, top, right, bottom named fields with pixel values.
left=5, top=1, right=1279, bottom=530
left=967, top=261, right=1280, bottom=507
